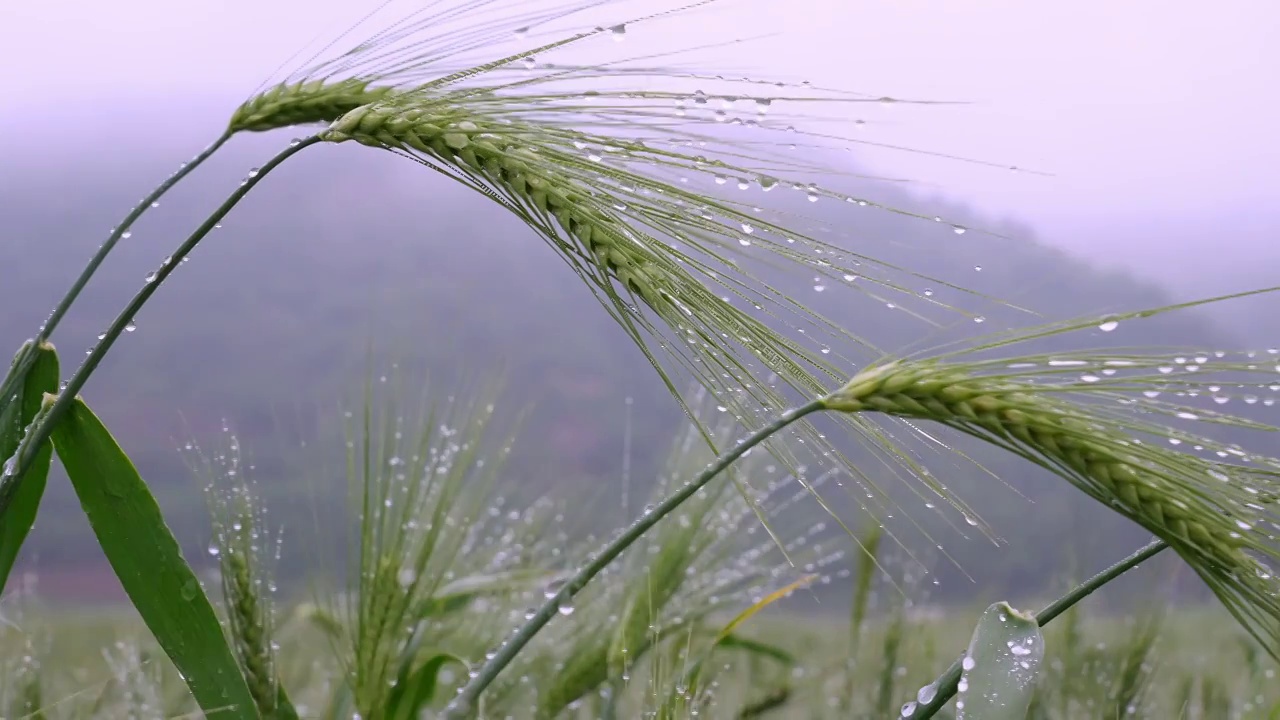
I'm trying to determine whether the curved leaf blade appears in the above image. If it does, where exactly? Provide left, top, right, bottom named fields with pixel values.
left=954, top=601, right=1044, bottom=720
left=48, top=394, right=258, bottom=720
left=0, top=340, right=59, bottom=593
left=386, top=652, right=467, bottom=720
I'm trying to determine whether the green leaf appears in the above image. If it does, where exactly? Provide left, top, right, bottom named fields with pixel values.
left=48, top=394, right=258, bottom=720
left=386, top=652, right=466, bottom=720
left=422, top=570, right=560, bottom=618
left=954, top=601, right=1044, bottom=720
left=715, top=635, right=796, bottom=666
left=0, top=340, right=59, bottom=593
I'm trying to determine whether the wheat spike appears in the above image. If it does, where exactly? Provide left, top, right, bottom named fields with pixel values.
left=222, top=551, right=278, bottom=715
left=823, top=358, right=1280, bottom=655
left=229, top=79, right=394, bottom=133
left=188, top=437, right=290, bottom=718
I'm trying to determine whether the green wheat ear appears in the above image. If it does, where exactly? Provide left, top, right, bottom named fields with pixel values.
left=229, top=79, right=394, bottom=133
left=822, top=342, right=1280, bottom=658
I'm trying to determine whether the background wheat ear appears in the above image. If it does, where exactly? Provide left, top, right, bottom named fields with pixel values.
left=187, top=432, right=295, bottom=719
left=326, top=372, right=514, bottom=718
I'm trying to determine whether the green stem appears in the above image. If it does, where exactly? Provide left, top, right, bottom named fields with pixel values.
left=0, top=132, right=234, bottom=432
left=913, top=537, right=1169, bottom=720
left=442, top=400, right=825, bottom=719
left=39, top=129, right=234, bottom=343
left=0, top=135, right=322, bottom=516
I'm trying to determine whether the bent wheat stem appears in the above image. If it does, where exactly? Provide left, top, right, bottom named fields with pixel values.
left=38, top=130, right=234, bottom=344
left=914, top=538, right=1169, bottom=720
left=0, top=135, right=323, bottom=516
left=0, top=131, right=234, bottom=458
left=442, top=399, right=825, bottom=719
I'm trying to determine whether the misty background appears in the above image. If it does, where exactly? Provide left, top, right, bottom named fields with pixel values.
left=0, top=0, right=1276, bottom=609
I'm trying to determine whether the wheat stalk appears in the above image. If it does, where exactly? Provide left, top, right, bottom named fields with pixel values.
left=823, top=355, right=1280, bottom=657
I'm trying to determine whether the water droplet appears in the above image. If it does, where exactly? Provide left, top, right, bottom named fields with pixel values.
left=180, top=579, right=198, bottom=601
left=150, top=201, right=160, bottom=208
left=973, top=316, right=985, bottom=324
left=900, top=701, right=917, bottom=717
left=952, top=225, right=966, bottom=235
left=557, top=603, right=575, bottom=616
left=514, top=26, right=529, bottom=37
left=916, top=682, right=938, bottom=705
left=740, top=223, right=754, bottom=234
left=1099, top=319, right=1119, bottom=332
left=207, top=545, right=220, bottom=557
left=247, top=167, right=260, bottom=178
left=608, top=23, right=626, bottom=40
left=144, top=271, right=157, bottom=283
left=962, top=655, right=976, bottom=671
left=124, top=322, right=137, bottom=333
left=121, top=230, right=133, bottom=239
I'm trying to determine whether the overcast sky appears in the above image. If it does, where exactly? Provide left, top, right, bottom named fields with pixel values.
left=3, top=0, right=1277, bottom=297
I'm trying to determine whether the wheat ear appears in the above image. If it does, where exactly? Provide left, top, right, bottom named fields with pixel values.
left=230, top=79, right=395, bottom=133
left=222, top=550, right=279, bottom=716
left=195, top=440, right=294, bottom=720
left=823, top=360, right=1280, bottom=656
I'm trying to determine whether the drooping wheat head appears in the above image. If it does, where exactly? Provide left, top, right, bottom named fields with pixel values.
left=823, top=343, right=1280, bottom=658
left=314, top=55, right=1020, bottom=556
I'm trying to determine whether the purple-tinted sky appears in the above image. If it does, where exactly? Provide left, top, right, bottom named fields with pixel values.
left=4, top=0, right=1277, bottom=297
